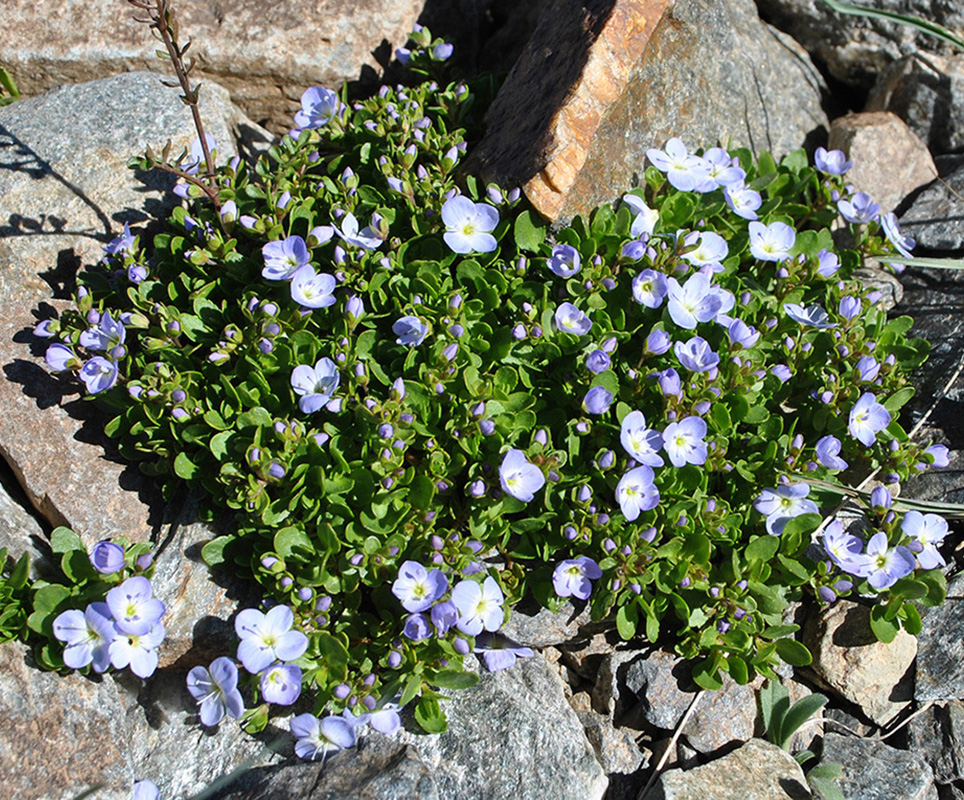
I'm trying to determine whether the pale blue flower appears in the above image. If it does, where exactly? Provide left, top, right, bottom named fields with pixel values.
left=814, top=147, right=853, bottom=175
left=838, top=192, right=880, bottom=224
left=901, top=511, right=948, bottom=570
left=90, top=541, right=125, bottom=574
left=235, top=605, right=308, bottom=674
left=335, top=212, right=384, bottom=250
left=620, top=410, right=664, bottom=467
left=856, top=355, right=880, bottom=382
left=674, top=337, right=719, bottom=372
left=615, top=466, right=660, bottom=521
left=103, top=222, right=137, bottom=259
left=821, top=519, right=869, bottom=575
left=727, top=319, right=760, bottom=349
left=133, top=780, right=159, bottom=800
left=851, top=532, right=915, bottom=590
left=783, top=302, right=836, bottom=329
left=79, top=357, right=119, bottom=394
left=838, top=295, right=861, bottom=320
left=291, top=357, right=340, bottom=413
left=290, top=265, right=337, bottom=308
left=291, top=713, right=357, bottom=760
left=816, top=249, right=840, bottom=278
left=452, top=576, right=504, bottom=636
left=403, top=613, right=432, bottom=640
left=848, top=393, right=891, bottom=447
left=554, top=302, right=592, bottom=336
left=662, top=416, right=708, bottom=467
left=682, top=231, right=728, bottom=267
left=294, top=86, right=339, bottom=131
left=475, top=632, right=535, bottom=671
left=391, top=561, right=448, bottom=613
left=431, top=599, right=458, bottom=634
left=925, top=444, right=950, bottom=468
left=656, top=367, right=682, bottom=397
left=393, top=316, right=429, bottom=346
left=52, top=602, right=114, bottom=671
left=646, top=138, right=710, bottom=192
left=724, top=181, right=762, bottom=220
left=184, top=133, right=217, bottom=176
left=441, top=195, right=499, bottom=254
left=499, top=448, right=545, bottom=502
left=645, top=329, right=672, bottom=355
left=632, top=269, right=668, bottom=308
left=754, top=484, right=818, bottom=536
left=106, top=576, right=165, bottom=636
left=622, top=194, right=659, bottom=238
left=262, top=235, right=310, bottom=280
left=749, top=221, right=795, bottom=261
left=260, top=663, right=302, bottom=705
left=187, top=657, right=245, bottom=726
left=880, top=212, right=915, bottom=258
left=699, top=147, right=745, bottom=188
left=582, top=386, right=613, bottom=415
left=585, top=350, right=611, bottom=374
left=666, top=272, right=722, bottom=329
left=552, top=557, right=603, bottom=600
left=815, top=435, right=848, bottom=470
left=547, top=244, right=581, bottom=278
left=109, top=620, right=165, bottom=678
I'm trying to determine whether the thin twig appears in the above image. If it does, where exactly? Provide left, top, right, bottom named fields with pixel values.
left=639, top=690, right=705, bottom=797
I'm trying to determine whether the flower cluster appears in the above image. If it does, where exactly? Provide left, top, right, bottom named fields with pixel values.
left=28, top=23, right=949, bottom=732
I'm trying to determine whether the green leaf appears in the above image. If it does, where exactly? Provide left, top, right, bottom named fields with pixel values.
left=201, top=535, right=235, bottom=567
left=884, top=387, right=914, bottom=413
left=50, top=527, right=85, bottom=555
left=27, top=584, right=71, bottom=635
left=414, top=696, right=448, bottom=734
left=400, top=673, right=422, bottom=708
left=775, top=638, right=812, bottom=666
left=174, top=452, right=199, bottom=480
left=692, top=655, right=724, bottom=690
left=746, top=535, right=780, bottom=563
left=780, top=693, right=828, bottom=749
left=274, top=527, right=315, bottom=559
left=429, top=669, right=481, bottom=690
left=616, top=603, right=638, bottom=640
left=869, top=604, right=899, bottom=643
left=514, top=210, right=547, bottom=252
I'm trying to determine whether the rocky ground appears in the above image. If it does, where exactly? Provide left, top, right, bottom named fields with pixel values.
left=3, top=1, right=964, bottom=798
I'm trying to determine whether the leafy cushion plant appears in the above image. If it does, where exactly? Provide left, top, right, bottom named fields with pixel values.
left=22, top=22, right=950, bottom=737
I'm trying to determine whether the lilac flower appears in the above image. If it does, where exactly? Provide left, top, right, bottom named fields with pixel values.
left=848, top=393, right=891, bottom=447
left=662, top=416, right=708, bottom=467
left=499, top=448, right=545, bottom=502
left=749, top=221, right=796, bottom=261
left=547, top=244, right=581, bottom=278
left=754, top=484, right=819, bottom=536
left=441, top=195, right=499, bottom=254
left=260, top=663, right=302, bottom=705
left=851, top=532, right=915, bottom=590
left=291, top=714, right=358, bottom=761
left=34, top=320, right=56, bottom=338
left=367, top=702, right=402, bottom=735
left=106, top=576, right=165, bottom=636
left=293, top=86, right=338, bottom=131
left=700, top=147, right=745, bottom=188
left=552, top=557, right=603, bottom=600
left=615, top=466, right=660, bottom=521
left=816, top=249, right=840, bottom=278
left=89, top=540, right=125, bottom=575
left=109, top=621, right=165, bottom=678
left=880, top=212, right=915, bottom=258
left=871, top=487, right=892, bottom=510
left=646, top=138, right=711, bottom=191
left=262, top=236, right=311, bottom=280
left=187, top=657, right=245, bottom=726
left=292, top=713, right=356, bottom=761
left=814, top=147, right=853, bottom=175
left=622, top=194, right=659, bottom=238
left=585, top=350, right=611, bottom=374
left=290, top=265, right=337, bottom=308
left=133, top=780, right=160, bottom=800
left=632, top=270, right=668, bottom=308
left=184, top=133, right=217, bottom=176
left=475, top=633, right=535, bottom=671
left=431, top=599, right=458, bottom=634
left=433, top=41, right=454, bottom=60
left=52, top=602, right=114, bottom=671
left=403, top=613, right=432, bottom=640
left=771, top=364, right=792, bottom=381
left=682, top=231, right=728, bottom=267
left=724, top=181, right=762, bottom=220
left=582, top=386, right=613, bottom=415
left=80, top=311, right=126, bottom=351
left=666, top=272, right=722, bottom=329
left=309, top=225, right=335, bottom=247
left=674, top=337, right=719, bottom=372
left=291, top=357, right=340, bottom=413
left=856, top=355, right=880, bottom=382
left=335, top=212, right=384, bottom=250
left=901, top=511, right=948, bottom=570
left=783, top=303, right=836, bottom=329
left=838, top=296, right=861, bottom=320
left=727, top=319, right=760, bottom=349
left=391, top=561, right=448, bottom=613
left=815, top=435, right=848, bottom=470
left=657, top=367, right=682, bottom=397
left=554, top=302, right=592, bottom=336
left=234, top=605, right=308, bottom=674
left=79, top=357, right=119, bottom=394
left=925, top=444, right=950, bottom=468
left=838, top=192, right=880, bottom=224
left=452, top=576, right=505, bottom=635
left=620, top=410, right=664, bottom=467
left=821, top=519, right=869, bottom=575
left=645, top=329, right=672, bottom=355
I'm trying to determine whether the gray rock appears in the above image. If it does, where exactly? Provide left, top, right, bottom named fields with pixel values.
left=641, top=738, right=810, bottom=800
left=804, top=600, right=916, bottom=725
left=3, top=0, right=424, bottom=130
left=575, top=707, right=647, bottom=775
left=821, top=732, right=939, bottom=800
left=757, top=0, right=964, bottom=89
left=907, top=700, right=964, bottom=784
left=501, top=599, right=599, bottom=647
left=0, top=640, right=132, bottom=800
left=916, top=573, right=964, bottom=701
left=866, top=53, right=964, bottom=155
left=470, top=0, right=828, bottom=222
left=827, top=111, right=937, bottom=215
left=899, top=163, right=964, bottom=252
left=0, top=466, right=51, bottom=578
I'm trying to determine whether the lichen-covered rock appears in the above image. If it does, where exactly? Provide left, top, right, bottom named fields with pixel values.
left=907, top=700, right=964, bottom=784
left=899, top=160, right=964, bottom=252
left=915, top=573, right=964, bottom=701
left=821, top=732, right=939, bottom=800
left=470, top=0, right=828, bottom=222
